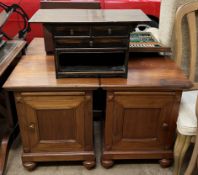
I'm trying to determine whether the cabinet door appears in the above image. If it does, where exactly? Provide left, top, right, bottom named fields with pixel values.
left=15, top=92, right=92, bottom=153
left=105, top=92, right=181, bottom=151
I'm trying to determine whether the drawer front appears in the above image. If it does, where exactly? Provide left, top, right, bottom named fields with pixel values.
left=55, top=38, right=90, bottom=48
left=53, top=26, right=90, bottom=36
left=92, top=25, right=129, bottom=36
left=55, top=38, right=128, bottom=48
left=92, top=38, right=128, bottom=48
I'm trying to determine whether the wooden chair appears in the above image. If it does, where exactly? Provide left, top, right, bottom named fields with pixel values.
left=173, top=2, right=198, bottom=175
left=185, top=96, right=198, bottom=174
left=174, top=92, right=197, bottom=175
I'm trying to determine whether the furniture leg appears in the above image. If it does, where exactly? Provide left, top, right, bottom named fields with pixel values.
left=173, top=133, right=192, bottom=175
left=83, top=159, right=96, bottom=170
left=159, top=159, right=172, bottom=168
left=0, top=124, right=19, bottom=175
left=101, top=158, right=114, bottom=169
left=23, top=161, right=37, bottom=171
left=185, top=134, right=198, bottom=175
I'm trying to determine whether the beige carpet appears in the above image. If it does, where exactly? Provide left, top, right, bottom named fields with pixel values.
left=4, top=122, right=197, bottom=175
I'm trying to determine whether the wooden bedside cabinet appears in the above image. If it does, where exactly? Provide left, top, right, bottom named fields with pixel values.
left=100, top=56, right=192, bottom=168
left=3, top=55, right=99, bottom=170
left=3, top=39, right=192, bottom=171
left=15, top=91, right=95, bottom=170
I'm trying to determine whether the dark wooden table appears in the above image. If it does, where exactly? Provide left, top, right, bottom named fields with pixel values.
left=3, top=38, right=192, bottom=171
left=29, top=9, right=151, bottom=78
left=0, top=40, right=26, bottom=175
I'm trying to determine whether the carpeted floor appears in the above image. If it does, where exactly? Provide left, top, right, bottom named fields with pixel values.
left=3, top=122, right=197, bottom=175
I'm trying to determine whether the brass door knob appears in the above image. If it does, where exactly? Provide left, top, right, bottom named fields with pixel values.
left=16, top=96, right=22, bottom=103
left=162, top=123, right=169, bottom=130
left=29, top=123, right=35, bottom=131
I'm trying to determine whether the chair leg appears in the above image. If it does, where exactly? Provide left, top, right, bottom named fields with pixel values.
left=185, top=134, right=198, bottom=175
left=173, top=133, right=192, bottom=175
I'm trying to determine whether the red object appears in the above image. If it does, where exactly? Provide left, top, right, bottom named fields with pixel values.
left=101, top=0, right=160, bottom=19
left=0, top=0, right=43, bottom=42
left=0, top=0, right=160, bottom=42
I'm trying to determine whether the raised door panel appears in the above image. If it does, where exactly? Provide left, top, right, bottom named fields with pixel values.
left=105, top=92, right=180, bottom=151
left=15, top=92, right=87, bottom=153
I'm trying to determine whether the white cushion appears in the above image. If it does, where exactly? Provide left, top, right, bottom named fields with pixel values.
left=145, top=27, right=159, bottom=42
left=177, top=91, right=198, bottom=135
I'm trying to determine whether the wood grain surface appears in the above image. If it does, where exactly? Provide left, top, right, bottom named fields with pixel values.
left=100, top=56, right=192, bottom=90
left=3, top=54, right=192, bottom=91
left=3, top=55, right=99, bottom=91
left=25, top=38, right=46, bottom=55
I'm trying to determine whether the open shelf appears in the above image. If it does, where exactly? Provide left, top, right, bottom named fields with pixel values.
left=55, top=51, right=127, bottom=78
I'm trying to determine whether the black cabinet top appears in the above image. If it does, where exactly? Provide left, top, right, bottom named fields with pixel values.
left=29, top=9, right=151, bottom=23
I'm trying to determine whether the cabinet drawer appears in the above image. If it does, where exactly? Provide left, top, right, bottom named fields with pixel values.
left=92, top=26, right=129, bottom=36
left=53, top=26, right=90, bottom=36
left=55, top=38, right=90, bottom=48
left=55, top=38, right=128, bottom=48
left=92, top=38, right=128, bottom=48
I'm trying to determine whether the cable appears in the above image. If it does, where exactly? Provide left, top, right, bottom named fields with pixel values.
left=0, top=2, right=9, bottom=11
left=13, top=4, right=31, bottom=38
left=0, top=1, right=31, bottom=39
left=16, top=0, right=24, bottom=30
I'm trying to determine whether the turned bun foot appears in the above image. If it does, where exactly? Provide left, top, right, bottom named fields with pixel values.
left=159, top=159, right=172, bottom=168
left=23, top=162, right=37, bottom=171
left=101, top=159, right=114, bottom=169
left=83, top=160, right=96, bottom=170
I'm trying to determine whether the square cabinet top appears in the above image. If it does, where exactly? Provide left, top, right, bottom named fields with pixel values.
left=29, top=9, right=151, bottom=23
